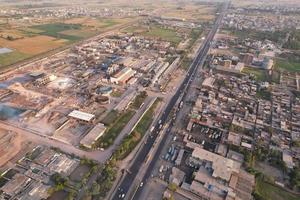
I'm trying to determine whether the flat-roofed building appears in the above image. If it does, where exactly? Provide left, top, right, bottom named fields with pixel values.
left=80, top=123, right=106, bottom=148
left=19, top=182, right=50, bottom=200
left=192, top=147, right=241, bottom=182
left=1, top=174, right=31, bottom=197
left=68, top=110, right=95, bottom=122
left=48, top=154, right=79, bottom=176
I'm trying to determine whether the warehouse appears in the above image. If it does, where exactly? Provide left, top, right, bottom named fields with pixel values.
left=110, top=67, right=136, bottom=85
left=68, top=110, right=95, bottom=122
left=80, top=123, right=107, bottom=148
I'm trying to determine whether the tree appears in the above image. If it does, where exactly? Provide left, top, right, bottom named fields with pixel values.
left=289, top=167, right=300, bottom=190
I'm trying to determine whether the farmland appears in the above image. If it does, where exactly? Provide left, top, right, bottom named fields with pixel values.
left=123, top=24, right=182, bottom=45
left=0, top=17, right=135, bottom=68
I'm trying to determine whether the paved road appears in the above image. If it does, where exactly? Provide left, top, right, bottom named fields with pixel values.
left=111, top=2, right=229, bottom=200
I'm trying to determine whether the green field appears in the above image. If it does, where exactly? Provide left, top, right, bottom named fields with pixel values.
left=255, top=176, right=300, bottom=200
left=30, top=23, right=84, bottom=42
left=242, top=67, right=267, bottom=81
left=275, top=59, right=300, bottom=73
left=0, top=51, right=29, bottom=67
left=123, top=25, right=182, bottom=45
left=144, top=26, right=181, bottom=44
left=98, top=19, right=119, bottom=28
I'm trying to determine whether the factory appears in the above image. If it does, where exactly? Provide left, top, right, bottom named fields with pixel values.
left=110, top=67, right=136, bottom=85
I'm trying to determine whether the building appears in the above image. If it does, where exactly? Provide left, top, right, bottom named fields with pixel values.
left=192, top=147, right=241, bottom=182
left=47, top=154, right=79, bottom=176
left=110, top=67, right=136, bottom=85
left=1, top=174, right=31, bottom=197
left=19, top=182, right=51, bottom=200
left=80, top=123, right=106, bottom=148
left=68, top=110, right=95, bottom=122
left=240, top=53, right=254, bottom=66
left=169, top=167, right=185, bottom=186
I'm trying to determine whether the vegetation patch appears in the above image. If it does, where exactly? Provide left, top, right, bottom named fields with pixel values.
left=143, top=25, right=182, bottom=44
left=0, top=51, right=29, bottom=67
left=30, top=23, right=84, bottom=41
left=256, top=89, right=272, bottom=101
left=274, top=58, right=300, bottom=73
left=254, top=175, right=299, bottom=200
left=114, top=98, right=160, bottom=160
left=94, top=110, right=136, bottom=149
left=101, top=110, right=120, bottom=126
left=242, top=67, right=267, bottom=82
left=130, top=91, right=148, bottom=110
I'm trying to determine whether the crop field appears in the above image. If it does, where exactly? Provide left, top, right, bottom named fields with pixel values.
left=64, top=17, right=132, bottom=29
left=0, top=17, right=135, bottom=68
left=30, top=23, right=84, bottom=41
left=163, top=5, right=215, bottom=21
left=60, top=29, right=96, bottom=38
left=123, top=25, right=182, bottom=44
left=0, top=51, right=29, bottom=67
left=0, top=35, right=67, bottom=55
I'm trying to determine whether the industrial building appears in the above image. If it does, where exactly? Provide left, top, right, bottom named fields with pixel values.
left=68, top=110, right=95, bottom=122
left=80, top=123, right=107, bottom=148
left=110, top=67, right=136, bottom=85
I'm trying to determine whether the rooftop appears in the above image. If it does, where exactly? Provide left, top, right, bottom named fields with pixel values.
left=192, top=147, right=241, bottom=181
left=68, top=110, right=95, bottom=122
left=80, top=123, right=106, bottom=148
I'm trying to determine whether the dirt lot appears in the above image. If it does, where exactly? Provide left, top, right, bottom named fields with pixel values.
left=0, top=129, right=23, bottom=167
left=0, top=35, right=67, bottom=55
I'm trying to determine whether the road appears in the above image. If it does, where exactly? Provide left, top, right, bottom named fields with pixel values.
left=111, top=2, right=229, bottom=200
left=0, top=95, right=157, bottom=163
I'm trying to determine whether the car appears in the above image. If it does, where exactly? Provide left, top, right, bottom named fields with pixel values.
left=140, top=182, right=144, bottom=187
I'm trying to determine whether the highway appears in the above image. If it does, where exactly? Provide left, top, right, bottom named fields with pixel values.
left=111, top=2, right=229, bottom=200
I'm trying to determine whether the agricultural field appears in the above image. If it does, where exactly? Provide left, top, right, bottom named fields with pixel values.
left=64, top=17, right=130, bottom=30
left=162, top=5, right=216, bottom=21
left=123, top=24, right=182, bottom=45
left=0, top=17, right=134, bottom=68
left=0, top=35, right=67, bottom=55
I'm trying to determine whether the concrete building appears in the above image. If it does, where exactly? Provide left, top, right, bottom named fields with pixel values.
left=1, top=174, right=31, bottom=197
left=80, top=123, right=106, bottom=148
left=192, top=147, right=241, bottom=182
